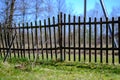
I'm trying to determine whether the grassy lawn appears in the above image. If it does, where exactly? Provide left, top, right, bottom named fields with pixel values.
left=0, top=57, right=120, bottom=80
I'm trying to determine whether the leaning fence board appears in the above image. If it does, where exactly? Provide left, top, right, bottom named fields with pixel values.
left=3, top=24, right=8, bottom=49
left=3, top=28, right=17, bottom=62
left=0, top=24, right=4, bottom=58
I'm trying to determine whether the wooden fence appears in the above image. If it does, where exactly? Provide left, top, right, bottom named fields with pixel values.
left=0, top=13, right=120, bottom=64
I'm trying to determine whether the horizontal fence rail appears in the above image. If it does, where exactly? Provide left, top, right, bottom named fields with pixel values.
left=0, top=13, right=120, bottom=64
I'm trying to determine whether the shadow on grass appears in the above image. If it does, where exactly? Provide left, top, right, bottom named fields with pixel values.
left=38, top=60, right=120, bottom=74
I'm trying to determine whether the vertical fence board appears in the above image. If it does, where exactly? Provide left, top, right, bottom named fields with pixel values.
left=64, top=14, right=66, bottom=60
left=30, top=22, right=35, bottom=59
left=44, top=19, right=48, bottom=60
left=14, top=24, right=19, bottom=58
left=18, top=24, right=22, bottom=58
left=35, top=21, right=39, bottom=59
left=22, top=23, right=25, bottom=58
left=94, top=18, right=97, bottom=62
left=53, top=17, right=57, bottom=60
left=106, top=18, right=108, bottom=63
left=68, top=14, right=71, bottom=61
left=83, top=17, right=86, bottom=62
left=13, top=25, right=16, bottom=58
left=100, top=18, right=103, bottom=63
left=39, top=21, right=44, bottom=60
left=12, top=37, right=16, bottom=58
left=112, top=17, right=114, bottom=64
left=89, top=18, right=91, bottom=62
left=73, top=16, right=76, bottom=61
left=48, top=18, right=52, bottom=59
left=26, top=22, right=30, bottom=59
left=78, top=17, right=81, bottom=61
left=59, top=13, right=63, bottom=61
left=7, top=28, right=11, bottom=58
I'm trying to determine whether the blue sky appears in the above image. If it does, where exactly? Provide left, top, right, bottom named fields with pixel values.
left=67, top=0, right=120, bottom=15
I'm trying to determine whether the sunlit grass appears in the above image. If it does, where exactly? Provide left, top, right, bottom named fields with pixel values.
left=0, top=57, right=120, bottom=80
left=0, top=51, right=120, bottom=80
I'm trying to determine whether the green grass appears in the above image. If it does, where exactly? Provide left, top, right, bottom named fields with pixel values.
left=0, top=57, right=120, bottom=80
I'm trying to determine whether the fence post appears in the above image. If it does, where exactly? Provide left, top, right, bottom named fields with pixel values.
left=58, top=12, right=63, bottom=61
